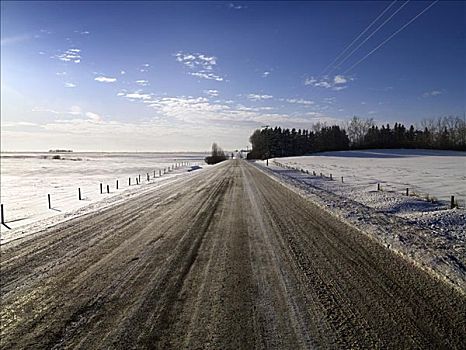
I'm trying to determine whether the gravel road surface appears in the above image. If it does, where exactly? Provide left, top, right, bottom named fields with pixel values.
left=1, top=160, right=465, bottom=349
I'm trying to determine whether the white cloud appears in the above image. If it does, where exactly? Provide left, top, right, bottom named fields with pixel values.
left=120, top=70, right=126, bottom=75
left=32, top=106, right=83, bottom=115
left=204, top=89, right=219, bottom=97
left=304, top=77, right=317, bottom=85
left=247, top=94, right=273, bottom=101
left=286, top=98, right=314, bottom=105
left=175, top=52, right=224, bottom=81
left=123, top=92, right=152, bottom=100
left=32, top=107, right=60, bottom=114
left=56, top=72, right=67, bottom=76
left=139, top=64, right=150, bottom=72
left=262, top=71, right=271, bottom=78
left=176, top=53, right=217, bottom=69
left=65, top=82, right=76, bottom=88
left=95, top=76, right=117, bottom=83
left=305, top=75, right=352, bottom=91
left=422, top=90, right=443, bottom=98
left=189, top=72, right=223, bottom=81
left=333, top=75, right=347, bottom=84
left=53, top=48, right=81, bottom=63
left=69, top=106, right=82, bottom=115
left=229, top=3, right=246, bottom=10
left=135, top=80, right=149, bottom=86
left=85, top=112, right=102, bottom=123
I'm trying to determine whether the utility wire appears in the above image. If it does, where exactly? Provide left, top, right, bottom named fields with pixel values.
left=321, top=0, right=398, bottom=75
left=342, top=1, right=439, bottom=74
left=327, top=0, right=410, bottom=76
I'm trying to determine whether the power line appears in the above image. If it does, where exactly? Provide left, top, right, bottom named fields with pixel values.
left=321, top=0, right=398, bottom=76
left=327, top=0, right=410, bottom=76
left=342, top=1, right=439, bottom=74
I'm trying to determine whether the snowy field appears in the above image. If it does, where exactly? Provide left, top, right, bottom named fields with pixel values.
left=257, top=149, right=466, bottom=290
left=0, top=152, right=207, bottom=241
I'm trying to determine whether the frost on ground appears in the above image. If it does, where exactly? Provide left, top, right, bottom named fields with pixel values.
left=0, top=152, right=207, bottom=243
left=255, top=149, right=466, bottom=292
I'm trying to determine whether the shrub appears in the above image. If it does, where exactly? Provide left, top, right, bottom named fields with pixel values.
left=205, top=143, right=227, bottom=165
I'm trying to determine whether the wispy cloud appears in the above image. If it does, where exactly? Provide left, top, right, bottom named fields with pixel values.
left=285, top=98, right=314, bottom=105
left=1, top=34, right=30, bottom=46
left=262, top=71, right=271, bottom=78
left=422, top=90, right=443, bottom=98
left=53, top=48, right=81, bottom=63
left=135, top=79, right=149, bottom=86
left=95, top=76, right=117, bottom=83
left=85, top=112, right=102, bottom=122
left=305, top=74, right=352, bottom=91
left=32, top=107, right=60, bottom=114
left=32, top=105, right=82, bottom=116
left=175, top=52, right=224, bottom=81
left=139, top=63, right=150, bottom=72
left=65, top=82, right=76, bottom=88
left=121, top=92, right=152, bottom=100
left=189, top=72, right=224, bottom=81
left=204, top=89, right=219, bottom=97
left=247, top=94, right=273, bottom=101
left=229, top=3, right=246, bottom=10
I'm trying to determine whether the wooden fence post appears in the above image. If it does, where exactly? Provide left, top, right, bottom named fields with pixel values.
left=116, top=180, right=119, bottom=190
left=147, top=173, right=150, bottom=182
left=138, top=174, right=141, bottom=183
left=107, top=185, right=110, bottom=194
left=100, top=183, right=103, bottom=194
left=78, top=188, right=82, bottom=200
left=406, top=188, right=409, bottom=196
left=341, top=176, right=344, bottom=183
left=1, top=204, right=5, bottom=226
left=330, top=174, right=333, bottom=180
left=129, top=177, right=131, bottom=186
left=48, top=194, right=51, bottom=209
left=377, top=183, right=380, bottom=191
left=159, top=170, right=161, bottom=176
left=451, top=196, right=455, bottom=209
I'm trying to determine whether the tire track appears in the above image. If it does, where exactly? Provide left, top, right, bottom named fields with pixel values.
left=1, top=160, right=465, bottom=349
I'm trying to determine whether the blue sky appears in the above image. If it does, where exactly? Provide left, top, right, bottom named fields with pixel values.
left=1, top=1, right=464, bottom=151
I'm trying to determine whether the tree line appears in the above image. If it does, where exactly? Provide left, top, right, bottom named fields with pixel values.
left=247, top=116, right=466, bottom=159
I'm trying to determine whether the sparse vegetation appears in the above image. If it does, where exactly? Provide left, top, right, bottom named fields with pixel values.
left=205, top=143, right=228, bottom=165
